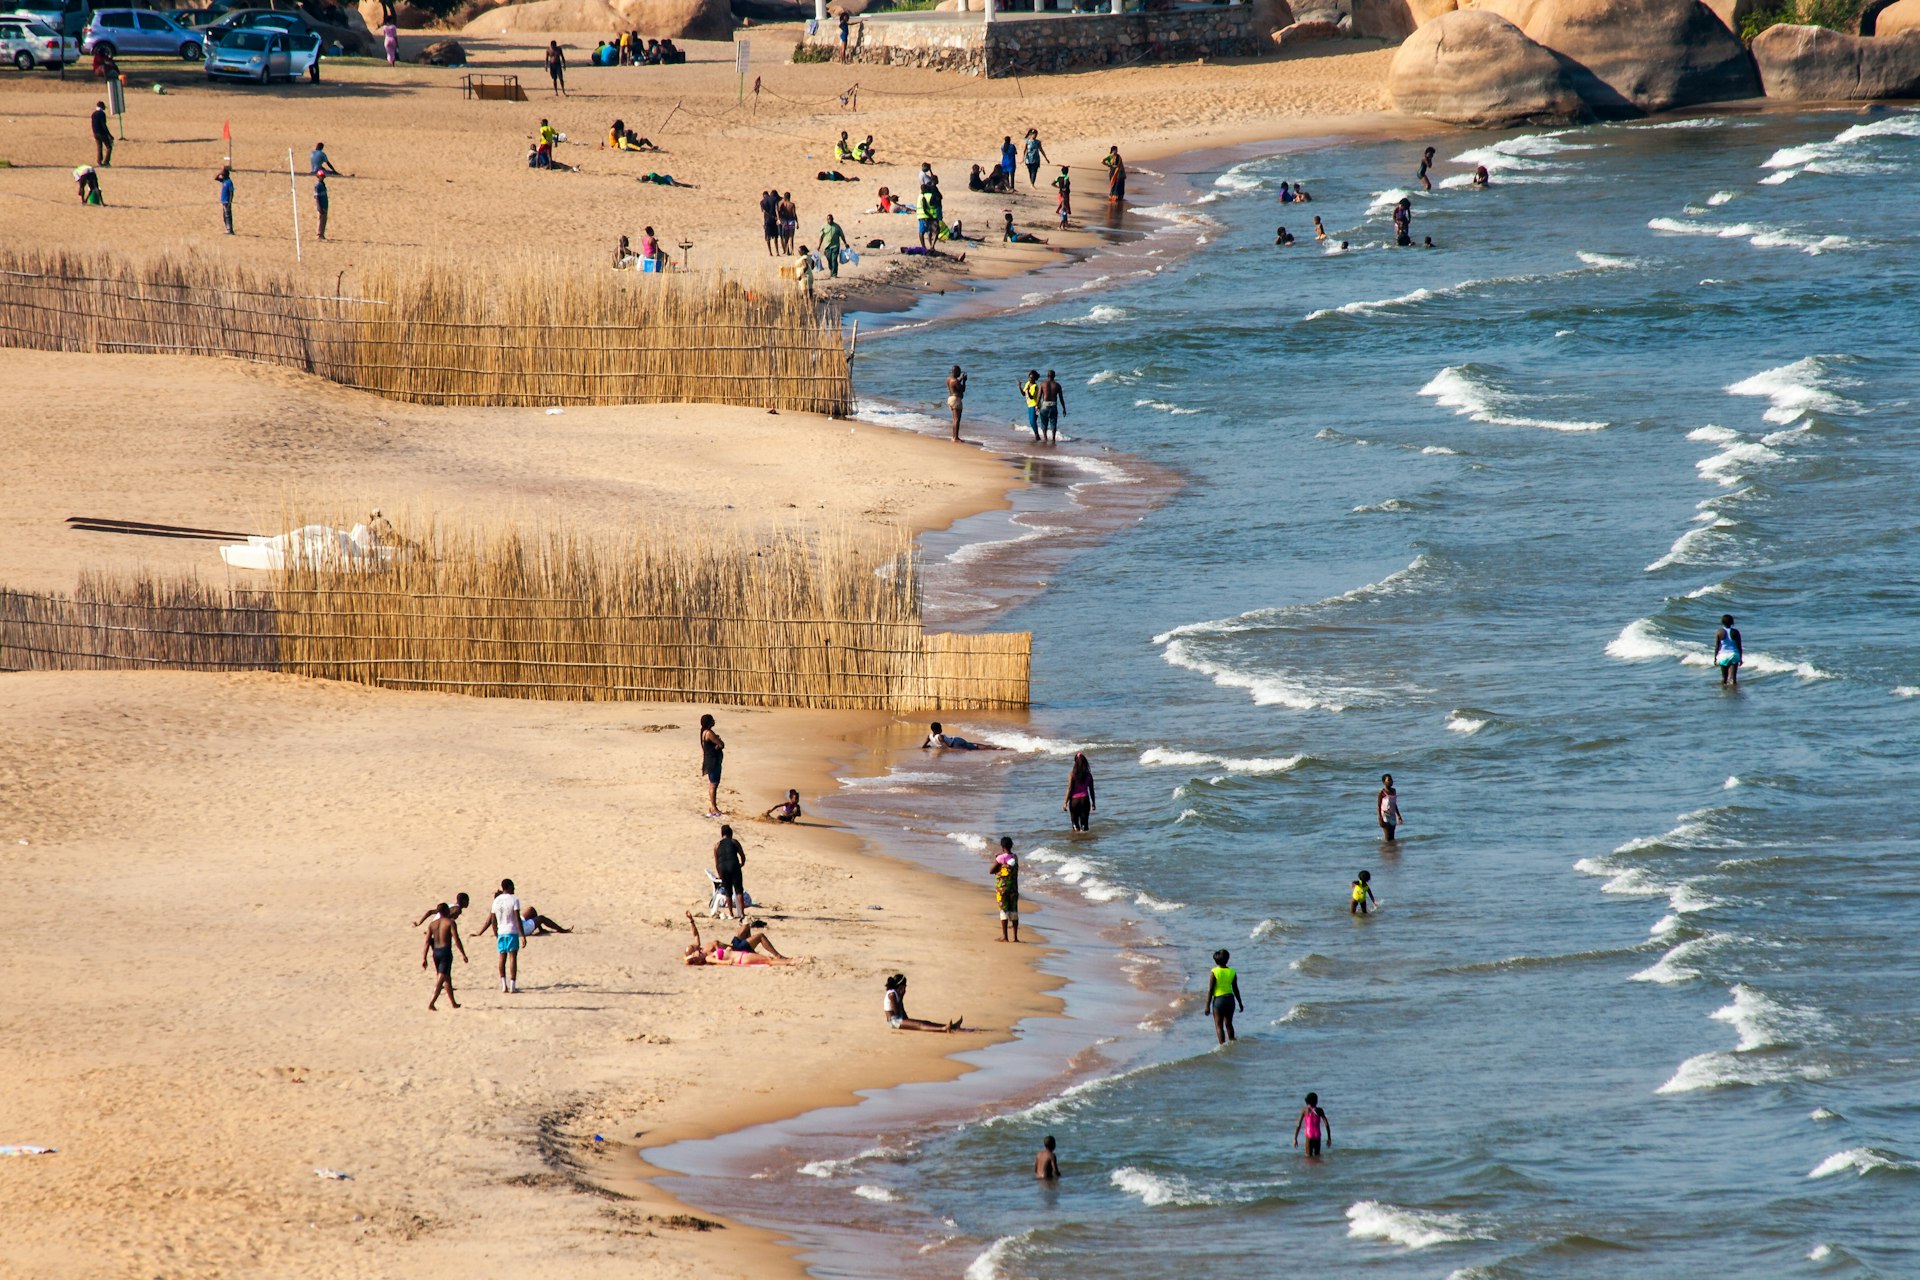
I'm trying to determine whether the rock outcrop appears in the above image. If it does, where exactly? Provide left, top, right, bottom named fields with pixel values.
left=463, top=0, right=730, bottom=38
left=1352, top=0, right=1458, bottom=38
left=356, top=0, right=435, bottom=30
left=1276, top=17, right=1344, bottom=43
left=1465, top=0, right=1760, bottom=113
left=1750, top=22, right=1920, bottom=97
left=1388, top=8, right=1585, bottom=123
left=414, top=37, right=466, bottom=63
left=1251, top=0, right=1298, bottom=37
left=1871, top=0, right=1920, bottom=34
left=1698, top=0, right=1756, bottom=36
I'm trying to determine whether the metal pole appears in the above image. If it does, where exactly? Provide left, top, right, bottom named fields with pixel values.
left=289, top=148, right=302, bottom=264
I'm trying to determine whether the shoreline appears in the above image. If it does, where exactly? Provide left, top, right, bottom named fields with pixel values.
left=612, top=116, right=1418, bottom=1276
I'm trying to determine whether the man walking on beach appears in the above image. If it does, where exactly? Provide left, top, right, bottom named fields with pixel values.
left=545, top=40, right=567, bottom=95
left=947, top=365, right=968, bottom=442
left=714, top=825, right=747, bottom=922
left=472, top=878, right=525, bottom=992
left=422, top=902, right=468, bottom=1010
left=1038, top=370, right=1065, bottom=443
left=90, top=101, right=113, bottom=167
left=1018, top=370, right=1041, bottom=442
left=760, top=189, right=780, bottom=256
left=818, top=213, right=846, bottom=279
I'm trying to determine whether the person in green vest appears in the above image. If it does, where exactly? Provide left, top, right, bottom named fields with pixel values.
left=817, top=213, right=846, bottom=279
left=1202, top=948, right=1243, bottom=1045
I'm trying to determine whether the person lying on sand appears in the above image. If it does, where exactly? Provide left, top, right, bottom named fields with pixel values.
left=414, top=891, right=470, bottom=927
left=640, top=172, right=693, bottom=187
left=728, top=919, right=788, bottom=958
left=763, top=790, right=803, bottom=823
left=884, top=973, right=961, bottom=1032
left=1002, top=211, right=1048, bottom=244
left=683, top=912, right=797, bottom=966
left=519, top=906, right=570, bottom=936
left=922, top=721, right=1006, bottom=751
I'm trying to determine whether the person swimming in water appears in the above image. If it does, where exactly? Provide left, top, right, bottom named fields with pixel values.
left=1292, top=1092, right=1332, bottom=1157
left=1472, top=164, right=1490, bottom=187
left=1351, top=870, right=1378, bottom=916
left=1035, top=1135, right=1060, bottom=1180
left=1714, top=614, right=1743, bottom=686
left=1202, top=948, right=1243, bottom=1044
left=1275, top=225, right=1295, bottom=246
left=922, top=721, right=1007, bottom=751
left=1313, top=215, right=1327, bottom=241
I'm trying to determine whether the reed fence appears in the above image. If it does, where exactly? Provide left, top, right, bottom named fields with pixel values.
left=0, top=525, right=1029, bottom=710
left=0, top=250, right=851, bottom=415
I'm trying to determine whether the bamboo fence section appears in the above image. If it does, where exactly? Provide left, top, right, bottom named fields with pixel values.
left=0, top=250, right=851, bottom=414
left=0, top=524, right=1029, bottom=710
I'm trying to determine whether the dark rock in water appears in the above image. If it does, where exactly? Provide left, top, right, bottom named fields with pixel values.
left=1466, top=0, right=1760, bottom=115
left=1389, top=9, right=1586, bottom=125
left=1751, top=23, right=1920, bottom=99
left=415, top=38, right=466, bottom=65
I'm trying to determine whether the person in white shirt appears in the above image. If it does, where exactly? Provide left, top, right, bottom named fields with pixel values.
left=472, top=878, right=525, bottom=993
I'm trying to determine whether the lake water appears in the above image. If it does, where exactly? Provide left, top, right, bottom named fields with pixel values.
left=662, top=107, right=1920, bottom=1278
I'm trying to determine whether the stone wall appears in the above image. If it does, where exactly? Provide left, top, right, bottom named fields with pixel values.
left=798, top=6, right=1259, bottom=76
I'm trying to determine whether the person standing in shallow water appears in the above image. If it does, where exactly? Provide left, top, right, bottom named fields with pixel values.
left=1418, top=146, right=1436, bottom=191
left=1293, top=1092, right=1332, bottom=1157
left=947, top=365, right=968, bottom=441
left=1202, top=948, right=1242, bottom=1044
left=1714, top=614, right=1743, bottom=686
left=1034, top=1135, right=1060, bottom=1179
left=1377, top=773, right=1402, bottom=842
left=1064, top=751, right=1096, bottom=831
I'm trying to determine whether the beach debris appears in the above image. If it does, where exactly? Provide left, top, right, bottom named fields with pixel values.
left=546, top=407, right=565, bottom=415
left=219, top=520, right=410, bottom=573
left=0, top=1145, right=56, bottom=1156
left=314, top=1168, right=353, bottom=1180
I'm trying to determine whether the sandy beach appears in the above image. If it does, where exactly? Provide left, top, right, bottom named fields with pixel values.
left=0, top=29, right=1400, bottom=1278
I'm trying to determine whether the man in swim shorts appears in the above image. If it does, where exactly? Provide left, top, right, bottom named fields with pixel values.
left=1038, top=370, right=1065, bottom=443
left=422, top=902, right=468, bottom=1010
left=472, top=878, right=524, bottom=993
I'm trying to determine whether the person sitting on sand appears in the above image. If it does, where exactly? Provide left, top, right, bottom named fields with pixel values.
left=1002, top=211, right=1048, bottom=244
left=1275, top=225, right=1295, bottom=246
left=415, top=892, right=471, bottom=926
left=614, top=234, right=637, bottom=268
left=871, top=187, right=910, bottom=214
left=855, top=135, right=875, bottom=164
left=608, top=120, right=659, bottom=151
left=640, top=171, right=693, bottom=187
left=763, top=789, right=804, bottom=823
left=835, top=131, right=855, bottom=164
left=519, top=905, right=570, bottom=937
left=967, top=163, right=1011, bottom=195
left=884, top=973, right=961, bottom=1032
left=528, top=141, right=576, bottom=173
left=683, top=912, right=797, bottom=966
left=922, top=721, right=1006, bottom=751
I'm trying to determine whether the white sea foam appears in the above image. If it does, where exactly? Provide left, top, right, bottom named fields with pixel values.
left=1352, top=498, right=1417, bottom=514
left=798, top=1146, right=904, bottom=1178
left=1811, top=1106, right=1843, bottom=1122
left=963, top=1230, right=1035, bottom=1280
left=1055, top=304, right=1128, bottom=327
left=852, top=1184, right=905, bottom=1202
left=1138, top=747, right=1305, bottom=775
left=1896, top=686, right=1920, bottom=698
left=1159, top=637, right=1372, bottom=711
left=1575, top=251, right=1638, bottom=269
left=1345, top=1201, right=1479, bottom=1249
left=1647, top=216, right=1855, bottom=254
left=1213, top=164, right=1265, bottom=192
left=1365, top=186, right=1418, bottom=216
left=1807, top=1148, right=1915, bottom=1179
left=1727, top=356, right=1860, bottom=424
left=839, top=769, right=961, bottom=793
left=1657, top=1051, right=1828, bottom=1094
left=1422, top=445, right=1460, bottom=455
left=1086, top=368, right=1140, bottom=386
left=1688, top=424, right=1740, bottom=443
left=1713, top=983, right=1821, bottom=1051
left=1111, top=1166, right=1213, bottom=1207
left=1306, top=285, right=1438, bottom=322
left=1134, top=891, right=1185, bottom=912
left=1250, top=918, right=1293, bottom=939
left=1809, top=1244, right=1835, bottom=1261
left=1445, top=712, right=1488, bottom=734
left=1421, top=365, right=1606, bottom=432
left=973, top=730, right=1104, bottom=755
left=1697, top=441, right=1780, bottom=485
left=1134, top=398, right=1200, bottom=416
left=1631, top=934, right=1719, bottom=984
left=1646, top=519, right=1732, bottom=571
left=1154, top=554, right=1435, bottom=644
left=1707, top=190, right=1737, bottom=205
left=1174, top=808, right=1202, bottom=824
left=1604, top=619, right=1834, bottom=680
left=946, top=832, right=991, bottom=854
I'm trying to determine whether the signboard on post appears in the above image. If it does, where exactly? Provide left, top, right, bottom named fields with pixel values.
left=106, top=77, right=125, bottom=136
left=735, top=39, right=749, bottom=103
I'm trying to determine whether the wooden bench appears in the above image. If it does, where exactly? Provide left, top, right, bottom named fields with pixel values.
left=462, top=73, right=526, bottom=101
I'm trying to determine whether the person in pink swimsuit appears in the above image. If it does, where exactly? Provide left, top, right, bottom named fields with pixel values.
left=1292, top=1092, right=1332, bottom=1158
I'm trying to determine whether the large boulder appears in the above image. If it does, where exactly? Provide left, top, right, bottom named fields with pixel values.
left=1465, top=0, right=1761, bottom=114
left=1750, top=22, right=1920, bottom=97
left=1872, top=0, right=1920, bottom=33
left=1353, top=0, right=1459, bottom=38
left=1389, top=8, right=1585, bottom=124
left=464, top=0, right=730, bottom=38
left=1698, top=0, right=1756, bottom=36
left=355, top=0, right=435, bottom=29
left=1251, top=0, right=1298, bottom=36
left=415, top=37, right=466, bottom=63
left=1276, top=17, right=1344, bottom=42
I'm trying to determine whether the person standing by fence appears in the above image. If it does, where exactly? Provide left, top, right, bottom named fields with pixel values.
left=545, top=40, right=567, bottom=96
left=90, top=101, right=113, bottom=167
left=313, top=169, right=330, bottom=239
left=216, top=165, right=233, bottom=235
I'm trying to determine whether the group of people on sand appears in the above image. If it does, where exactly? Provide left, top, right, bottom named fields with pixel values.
left=590, top=32, right=683, bottom=67
left=416, top=880, right=570, bottom=1010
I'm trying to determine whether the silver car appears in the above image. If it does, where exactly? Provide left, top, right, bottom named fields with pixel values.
left=81, top=8, right=203, bottom=59
left=0, top=14, right=78, bottom=68
left=204, top=23, right=318, bottom=81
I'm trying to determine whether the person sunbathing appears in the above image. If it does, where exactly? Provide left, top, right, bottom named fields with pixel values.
left=1002, top=211, right=1048, bottom=244
left=639, top=172, right=693, bottom=187
left=816, top=170, right=857, bottom=182
left=728, top=919, right=788, bottom=958
left=683, top=912, right=797, bottom=965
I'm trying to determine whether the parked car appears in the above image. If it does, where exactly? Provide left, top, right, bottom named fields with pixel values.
left=0, top=12, right=79, bottom=66
left=6, top=0, right=87, bottom=38
left=81, top=8, right=203, bottom=58
left=180, top=0, right=365, bottom=39
left=204, top=22, right=317, bottom=80
left=203, top=6, right=360, bottom=54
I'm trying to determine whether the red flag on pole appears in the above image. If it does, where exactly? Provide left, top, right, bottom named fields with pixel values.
left=222, top=120, right=231, bottom=141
